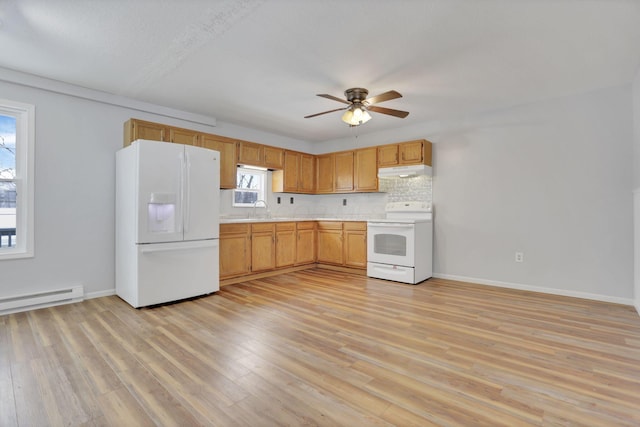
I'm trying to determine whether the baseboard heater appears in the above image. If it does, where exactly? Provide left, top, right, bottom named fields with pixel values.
left=0, top=285, right=84, bottom=315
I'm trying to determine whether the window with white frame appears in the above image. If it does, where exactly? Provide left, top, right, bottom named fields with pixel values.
left=233, top=166, right=266, bottom=207
left=0, top=99, right=35, bottom=259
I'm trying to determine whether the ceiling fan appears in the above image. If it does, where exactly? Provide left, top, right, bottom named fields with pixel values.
left=304, top=88, right=409, bottom=126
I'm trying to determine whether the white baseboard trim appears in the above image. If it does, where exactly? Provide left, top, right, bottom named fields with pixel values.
left=85, top=289, right=116, bottom=300
left=432, top=273, right=635, bottom=306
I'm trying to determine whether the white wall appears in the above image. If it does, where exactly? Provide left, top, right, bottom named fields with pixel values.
left=633, top=67, right=640, bottom=313
left=0, top=74, right=307, bottom=300
left=432, top=86, right=634, bottom=302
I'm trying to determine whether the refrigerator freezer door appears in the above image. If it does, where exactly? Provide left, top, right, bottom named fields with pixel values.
left=136, top=140, right=185, bottom=244
left=131, top=239, right=219, bottom=307
left=183, top=145, right=220, bottom=241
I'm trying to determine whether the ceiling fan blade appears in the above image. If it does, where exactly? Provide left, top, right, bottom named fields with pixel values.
left=367, top=105, right=410, bottom=118
left=304, top=107, right=348, bottom=119
left=317, top=94, right=350, bottom=105
left=365, top=90, right=402, bottom=105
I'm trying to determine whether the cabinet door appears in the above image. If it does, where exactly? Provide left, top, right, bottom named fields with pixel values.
left=220, top=224, right=251, bottom=279
left=343, top=222, right=367, bottom=269
left=283, top=151, right=300, bottom=192
left=399, top=141, right=424, bottom=164
left=295, top=222, right=316, bottom=265
left=317, top=222, right=343, bottom=265
left=275, top=223, right=296, bottom=268
left=251, top=224, right=275, bottom=272
left=264, top=146, right=284, bottom=169
left=238, top=141, right=263, bottom=166
left=169, top=128, right=200, bottom=146
left=299, top=153, right=315, bottom=193
left=200, top=135, right=237, bottom=189
left=378, top=144, right=399, bottom=167
left=315, top=154, right=334, bottom=194
left=124, top=119, right=169, bottom=146
left=354, top=147, right=378, bottom=191
left=334, top=151, right=354, bottom=192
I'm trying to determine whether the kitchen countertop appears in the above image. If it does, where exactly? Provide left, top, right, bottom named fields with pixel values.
left=220, top=216, right=382, bottom=224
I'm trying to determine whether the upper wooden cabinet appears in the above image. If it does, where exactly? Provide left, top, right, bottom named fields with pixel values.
left=354, top=147, right=378, bottom=192
left=272, top=150, right=315, bottom=194
left=315, top=154, right=335, bottom=194
left=124, top=119, right=169, bottom=145
left=377, top=140, right=433, bottom=167
left=124, top=118, right=434, bottom=194
left=237, top=140, right=284, bottom=169
left=377, top=144, right=399, bottom=167
left=334, top=151, right=354, bottom=192
left=169, top=127, right=199, bottom=146
left=200, top=134, right=237, bottom=189
left=331, top=148, right=378, bottom=193
left=237, top=141, right=262, bottom=165
left=264, top=146, right=285, bottom=169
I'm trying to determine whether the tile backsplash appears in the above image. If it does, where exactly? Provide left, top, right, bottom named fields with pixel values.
left=379, top=175, right=433, bottom=203
left=220, top=172, right=433, bottom=218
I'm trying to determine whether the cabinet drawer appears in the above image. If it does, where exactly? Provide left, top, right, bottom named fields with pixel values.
left=276, top=222, right=296, bottom=231
left=344, top=221, right=367, bottom=231
left=220, top=223, right=250, bottom=235
left=317, top=221, right=342, bottom=230
left=296, top=221, right=316, bottom=230
left=251, top=223, right=275, bottom=233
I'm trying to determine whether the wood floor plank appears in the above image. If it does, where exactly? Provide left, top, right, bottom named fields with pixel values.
left=1, top=270, right=639, bottom=426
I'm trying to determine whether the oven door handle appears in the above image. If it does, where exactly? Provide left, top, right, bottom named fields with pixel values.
left=368, top=222, right=415, bottom=228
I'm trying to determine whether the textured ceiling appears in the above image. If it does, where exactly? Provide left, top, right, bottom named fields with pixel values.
left=1, top=0, right=640, bottom=142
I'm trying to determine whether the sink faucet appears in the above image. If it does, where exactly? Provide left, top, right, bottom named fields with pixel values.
left=252, top=200, right=270, bottom=218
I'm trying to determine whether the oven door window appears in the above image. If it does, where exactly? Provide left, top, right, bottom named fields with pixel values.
left=374, top=234, right=407, bottom=256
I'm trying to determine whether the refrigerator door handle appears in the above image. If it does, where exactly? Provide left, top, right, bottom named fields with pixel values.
left=178, top=150, right=185, bottom=234
left=183, top=149, right=191, bottom=233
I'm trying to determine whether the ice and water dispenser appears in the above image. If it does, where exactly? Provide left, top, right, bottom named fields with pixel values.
left=147, top=192, right=176, bottom=233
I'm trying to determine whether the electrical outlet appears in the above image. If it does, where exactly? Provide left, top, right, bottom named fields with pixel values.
left=343, top=199, right=347, bottom=206
left=515, top=252, right=524, bottom=263
left=290, top=197, right=294, bottom=204
left=277, top=197, right=281, bottom=204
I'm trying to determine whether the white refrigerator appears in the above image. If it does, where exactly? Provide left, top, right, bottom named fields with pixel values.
left=116, top=139, right=220, bottom=308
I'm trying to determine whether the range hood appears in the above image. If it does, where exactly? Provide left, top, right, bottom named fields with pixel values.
left=378, top=164, right=432, bottom=178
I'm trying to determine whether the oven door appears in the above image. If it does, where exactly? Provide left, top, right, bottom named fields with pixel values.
left=367, top=222, right=415, bottom=267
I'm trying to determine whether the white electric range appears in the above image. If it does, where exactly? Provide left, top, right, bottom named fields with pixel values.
left=366, top=201, right=433, bottom=284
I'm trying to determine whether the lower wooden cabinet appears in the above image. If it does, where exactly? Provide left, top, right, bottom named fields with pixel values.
left=317, top=221, right=367, bottom=269
left=343, top=222, right=367, bottom=268
left=251, top=223, right=276, bottom=272
left=295, top=222, right=316, bottom=265
left=221, top=220, right=366, bottom=282
left=276, top=222, right=296, bottom=268
left=317, top=221, right=344, bottom=265
left=219, top=224, right=251, bottom=279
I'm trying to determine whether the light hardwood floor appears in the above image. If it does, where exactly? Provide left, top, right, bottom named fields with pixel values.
left=1, top=269, right=640, bottom=426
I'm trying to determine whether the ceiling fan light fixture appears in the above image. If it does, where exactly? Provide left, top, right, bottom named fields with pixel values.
left=341, top=104, right=371, bottom=126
